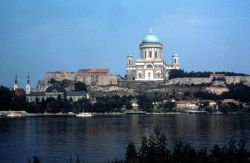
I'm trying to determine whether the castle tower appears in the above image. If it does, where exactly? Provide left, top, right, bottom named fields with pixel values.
left=126, top=52, right=135, bottom=80
left=25, top=75, right=31, bottom=94
left=127, top=51, right=134, bottom=66
left=172, top=52, right=180, bottom=68
left=13, top=74, right=18, bottom=90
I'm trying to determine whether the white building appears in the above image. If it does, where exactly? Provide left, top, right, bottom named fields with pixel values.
left=126, top=32, right=180, bottom=81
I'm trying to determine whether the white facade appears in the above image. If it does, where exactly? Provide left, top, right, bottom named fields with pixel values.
left=126, top=32, right=180, bottom=81
left=25, top=75, right=31, bottom=94
left=13, top=75, right=18, bottom=90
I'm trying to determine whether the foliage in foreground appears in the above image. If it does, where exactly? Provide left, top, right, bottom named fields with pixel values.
left=125, top=127, right=250, bottom=163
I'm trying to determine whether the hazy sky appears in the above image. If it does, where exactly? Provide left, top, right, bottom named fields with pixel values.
left=1, top=0, right=250, bottom=87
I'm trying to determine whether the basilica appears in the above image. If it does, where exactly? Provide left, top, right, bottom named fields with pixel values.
left=126, top=32, right=180, bottom=81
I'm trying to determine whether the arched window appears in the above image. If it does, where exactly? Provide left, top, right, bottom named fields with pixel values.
left=146, top=64, right=153, bottom=69
left=155, top=51, right=157, bottom=58
left=144, top=51, right=146, bottom=58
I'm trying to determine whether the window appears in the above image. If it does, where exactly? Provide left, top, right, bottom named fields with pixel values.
left=128, top=60, right=131, bottom=64
left=174, top=59, right=177, bottom=64
left=138, top=72, right=142, bottom=78
left=155, top=51, right=157, bottom=58
left=156, top=72, right=161, bottom=78
left=148, top=72, right=151, bottom=78
left=146, top=64, right=153, bottom=68
left=149, top=51, right=152, bottom=58
left=145, top=52, right=146, bottom=58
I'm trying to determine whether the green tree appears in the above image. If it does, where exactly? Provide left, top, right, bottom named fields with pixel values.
left=0, top=86, right=14, bottom=111
left=73, top=98, right=92, bottom=113
left=125, top=141, right=138, bottom=162
left=125, top=100, right=132, bottom=110
left=137, top=126, right=169, bottom=162
left=219, top=103, right=231, bottom=114
left=74, top=81, right=87, bottom=91
left=162, top=101, right=176, bottom=112
left=48, top=78, right=56, bottom=85
left=137, top=94, right=153, bottom=112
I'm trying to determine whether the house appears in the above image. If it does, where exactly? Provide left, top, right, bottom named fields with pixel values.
left=222, top=99, right=238, bottom=104
left=176, top=100, right=199, bottom=110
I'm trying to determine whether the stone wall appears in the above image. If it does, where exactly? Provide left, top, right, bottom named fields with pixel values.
left=225, top=76, right=250, bottom=86
left=37, top=74, right=119, bottom=92
left=168, top=77, right=212, bottom=85
left=168, top=76, right=250, bottom=86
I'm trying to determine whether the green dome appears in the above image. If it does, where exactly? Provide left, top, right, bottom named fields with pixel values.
left=142, top=34, right=161, bottom=43
left=127, top=51, right=133, bottom=58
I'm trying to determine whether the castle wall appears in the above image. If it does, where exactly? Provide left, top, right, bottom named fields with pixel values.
left=168, top=76, right=250, bottom=86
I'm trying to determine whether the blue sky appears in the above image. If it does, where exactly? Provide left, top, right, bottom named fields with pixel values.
left=1, top=0, right=250, bottom=87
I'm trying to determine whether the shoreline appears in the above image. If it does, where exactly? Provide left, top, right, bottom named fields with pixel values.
left=1, top=110, right=250, bottom=117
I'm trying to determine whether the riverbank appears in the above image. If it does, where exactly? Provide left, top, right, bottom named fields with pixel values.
left=1, top=110, right=250, bottom=118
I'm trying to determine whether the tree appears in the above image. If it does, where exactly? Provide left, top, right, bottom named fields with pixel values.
left=125, top=100, right=132, bottom=110
left=48, top=78, right=56, bottom=85
left=74, top=81, right=87, bottom=91
left=125, top=141, right=138, bottom=162
left=137, top=94, right=153, bottom=112
left=73, top=98, right=92, bottom=113
left=137, top=126, right=169, bottom=162
left=162, top=101, right=176, bottom=112
left=0, top=86, right=14, bottom=111
left=219, top=103, right=231, bottom=114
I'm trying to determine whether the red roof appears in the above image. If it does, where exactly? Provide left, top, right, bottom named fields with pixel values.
left=15, top=88, right=26, bottom=96
left=223, top=99, right=237, bottom=103
left=78, top=69, right=109, bottom=73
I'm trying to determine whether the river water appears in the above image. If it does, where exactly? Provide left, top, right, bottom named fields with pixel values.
left=0, top=114, right=250, bottom=162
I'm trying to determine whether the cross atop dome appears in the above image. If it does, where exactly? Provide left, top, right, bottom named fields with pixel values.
left=149, top=29, right=153, bottom=34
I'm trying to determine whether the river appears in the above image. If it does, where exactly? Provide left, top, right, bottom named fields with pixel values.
left=0, top=114, right=250, bottom=162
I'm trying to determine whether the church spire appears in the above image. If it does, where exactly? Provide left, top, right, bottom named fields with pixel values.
left=13, top=74, right=18, bottom=90
left=15, top=74, right=18, bottom=84
left=149, top=29, right=153, bottom=34
left=26, top=74, right=31, bottom=94
left=27, top=74, right=30, bottom=84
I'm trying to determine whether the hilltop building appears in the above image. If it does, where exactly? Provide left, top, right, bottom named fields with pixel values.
left=126, top=32, right=180, bottom=81
left=37, top=68, right=118, bottom=92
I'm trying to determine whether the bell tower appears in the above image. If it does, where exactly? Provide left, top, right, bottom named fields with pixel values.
left=172, top=52, right=180, bottom=68
left=126, top=52, right=135, bottom=80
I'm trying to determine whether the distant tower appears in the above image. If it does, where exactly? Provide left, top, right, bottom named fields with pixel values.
left=172, top=52, right=180, bottom=68
left=25, top=75, right=31, bottom=94
left=13, top=74, right=18, bottom=90
left=126, top=52, right=135, bottom=80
